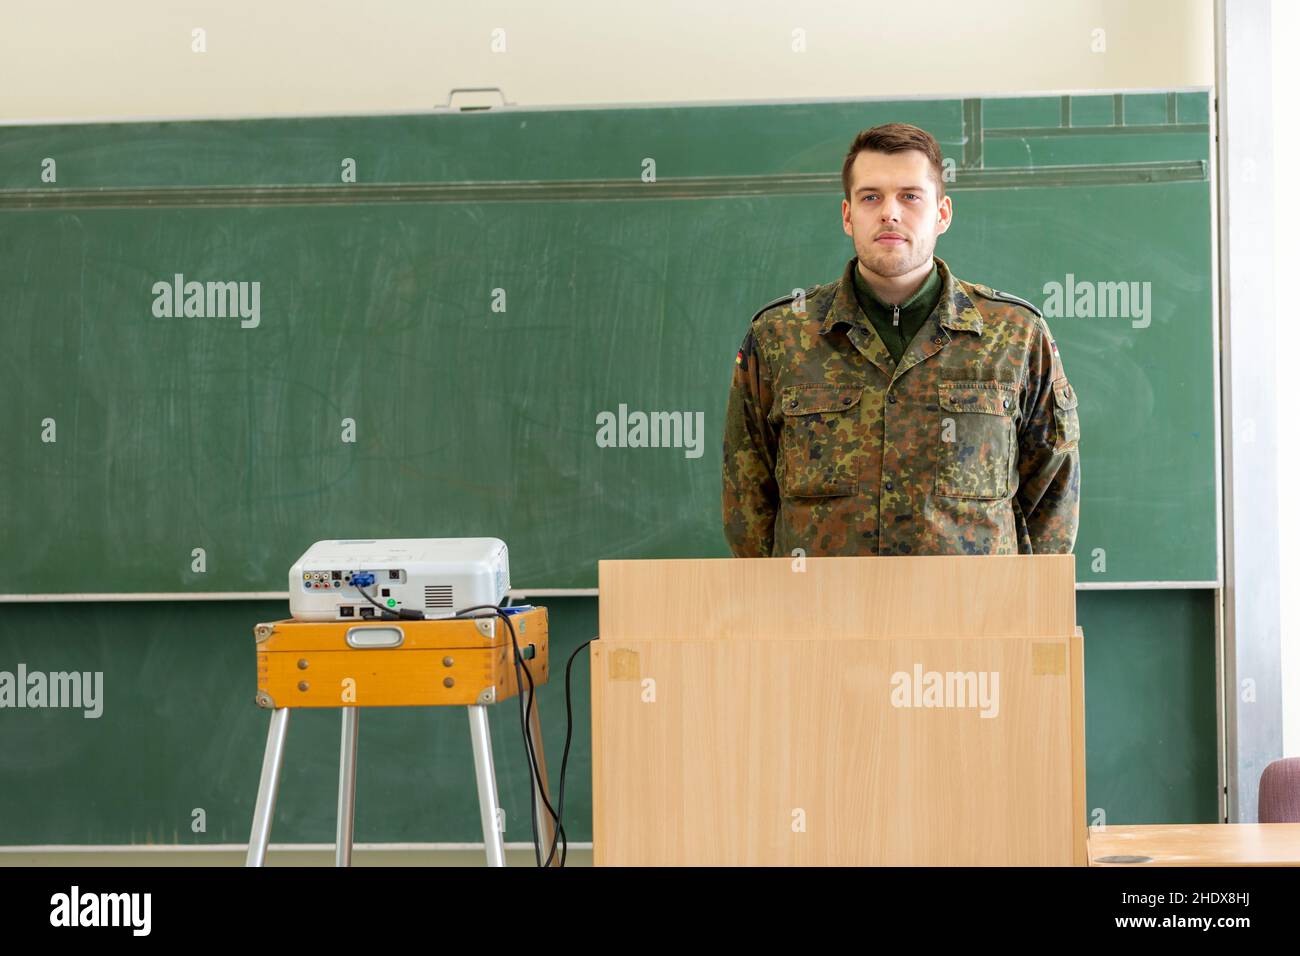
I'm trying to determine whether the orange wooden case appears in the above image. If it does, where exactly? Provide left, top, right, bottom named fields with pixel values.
left=253, top=608, right=548, bottom=708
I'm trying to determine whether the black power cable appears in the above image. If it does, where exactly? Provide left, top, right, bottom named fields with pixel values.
left=453, top=602, right=561, bottom=866
left=546, top=638, right=593, bottom=867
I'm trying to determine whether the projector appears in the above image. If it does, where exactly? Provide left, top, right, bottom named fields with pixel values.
left=288, top=538, right=510, bottom=622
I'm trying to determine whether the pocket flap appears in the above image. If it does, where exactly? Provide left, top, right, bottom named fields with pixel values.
left=938, top=380, right=1016, bottom=415
left=1052, top=378, right=1078, bottom=410
left=781, top=383, right=863, bottom=416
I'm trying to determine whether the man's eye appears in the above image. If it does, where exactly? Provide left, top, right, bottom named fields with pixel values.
left=905, top=193, right=920, bottom=200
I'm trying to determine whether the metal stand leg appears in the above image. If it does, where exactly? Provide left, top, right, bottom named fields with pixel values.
left=468, top=704, right=506, bottom=867
left=336, top=706, right=360, bottom=867
left=527, top=700, right=558, bottom=865
left=246, top=707, right=291, bottom=867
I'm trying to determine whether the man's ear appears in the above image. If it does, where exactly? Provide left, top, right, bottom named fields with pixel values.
left=935, top=195, right=954, bottom=234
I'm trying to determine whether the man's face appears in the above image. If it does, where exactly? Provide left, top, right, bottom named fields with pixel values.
left=841, top=149, right=953, bottom=280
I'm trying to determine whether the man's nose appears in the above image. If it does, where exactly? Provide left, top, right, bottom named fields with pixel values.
left=878, top=199, right=902, bottom=222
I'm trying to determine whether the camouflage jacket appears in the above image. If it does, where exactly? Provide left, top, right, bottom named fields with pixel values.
left=721, top=255, right=1080, bottom=557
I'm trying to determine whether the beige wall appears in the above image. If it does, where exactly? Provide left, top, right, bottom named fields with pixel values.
left=0, top=0, right=1212, bottom=121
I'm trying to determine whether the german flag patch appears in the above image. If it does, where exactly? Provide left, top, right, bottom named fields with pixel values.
left=735, top=331, right=753, bottom=371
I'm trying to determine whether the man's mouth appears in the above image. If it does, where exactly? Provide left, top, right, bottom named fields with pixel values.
left=875, top=234, right=907, bottom=245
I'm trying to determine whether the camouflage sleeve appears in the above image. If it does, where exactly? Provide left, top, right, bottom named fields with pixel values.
left=721, top=327, right=779, bottom=557
left=1015, top=315, right=1081, bottom=554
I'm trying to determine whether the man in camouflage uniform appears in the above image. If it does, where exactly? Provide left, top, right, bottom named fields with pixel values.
left=722, top=123, right=1080, bottom=557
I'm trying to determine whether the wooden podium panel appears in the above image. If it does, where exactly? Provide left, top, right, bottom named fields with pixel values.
left=599, top=555, right=1076, bottom=641
left=593, top=556, right=1085, bottom=866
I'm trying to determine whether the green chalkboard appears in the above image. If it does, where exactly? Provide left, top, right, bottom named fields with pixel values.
left=0, top=92, right=1215, bottom=590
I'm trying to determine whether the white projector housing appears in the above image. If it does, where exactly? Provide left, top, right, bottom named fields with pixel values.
left=288, top=538, right=510, bottom=622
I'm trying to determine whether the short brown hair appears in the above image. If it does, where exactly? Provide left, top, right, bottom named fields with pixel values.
left=841, top=123, right=945, bottom=202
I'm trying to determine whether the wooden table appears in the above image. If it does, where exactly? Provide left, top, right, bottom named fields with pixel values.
left=1088, top=824, right=1300, bottom=866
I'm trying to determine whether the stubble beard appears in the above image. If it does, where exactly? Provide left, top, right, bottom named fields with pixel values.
left=855, top=231, right=936, bottom=279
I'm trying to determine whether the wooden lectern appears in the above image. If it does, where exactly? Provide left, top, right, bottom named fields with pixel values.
left=591, top=555, right=1085, bottom=866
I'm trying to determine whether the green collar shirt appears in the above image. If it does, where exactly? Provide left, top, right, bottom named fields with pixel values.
left=851, top=260, right=943, bottom=368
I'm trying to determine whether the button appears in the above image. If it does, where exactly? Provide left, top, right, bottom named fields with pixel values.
left=841, top=396, right=851, bottom=405
left=790, top=400, right=798, bottom=408
left=1002, top=397, right=1010, bottom=409
left=885, top=480, right=894, bottom=491
left=887, top=393, right=897, bottom=404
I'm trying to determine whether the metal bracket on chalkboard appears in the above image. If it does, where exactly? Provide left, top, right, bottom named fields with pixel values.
left=443, top=87, right=511, bottom=112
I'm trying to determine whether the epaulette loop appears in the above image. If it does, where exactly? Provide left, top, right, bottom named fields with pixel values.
left=749, top=293, right=796, bottom=323
left=969, top=283, right=1043, bottom=319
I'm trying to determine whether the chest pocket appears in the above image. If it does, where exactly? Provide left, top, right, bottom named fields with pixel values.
left=935, top=380, right=1017, bottom=500
left=776, top=383, right=863, bottom=497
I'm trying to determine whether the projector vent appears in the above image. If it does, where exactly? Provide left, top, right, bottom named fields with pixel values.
left=424, top=585, right=453, bottom=610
